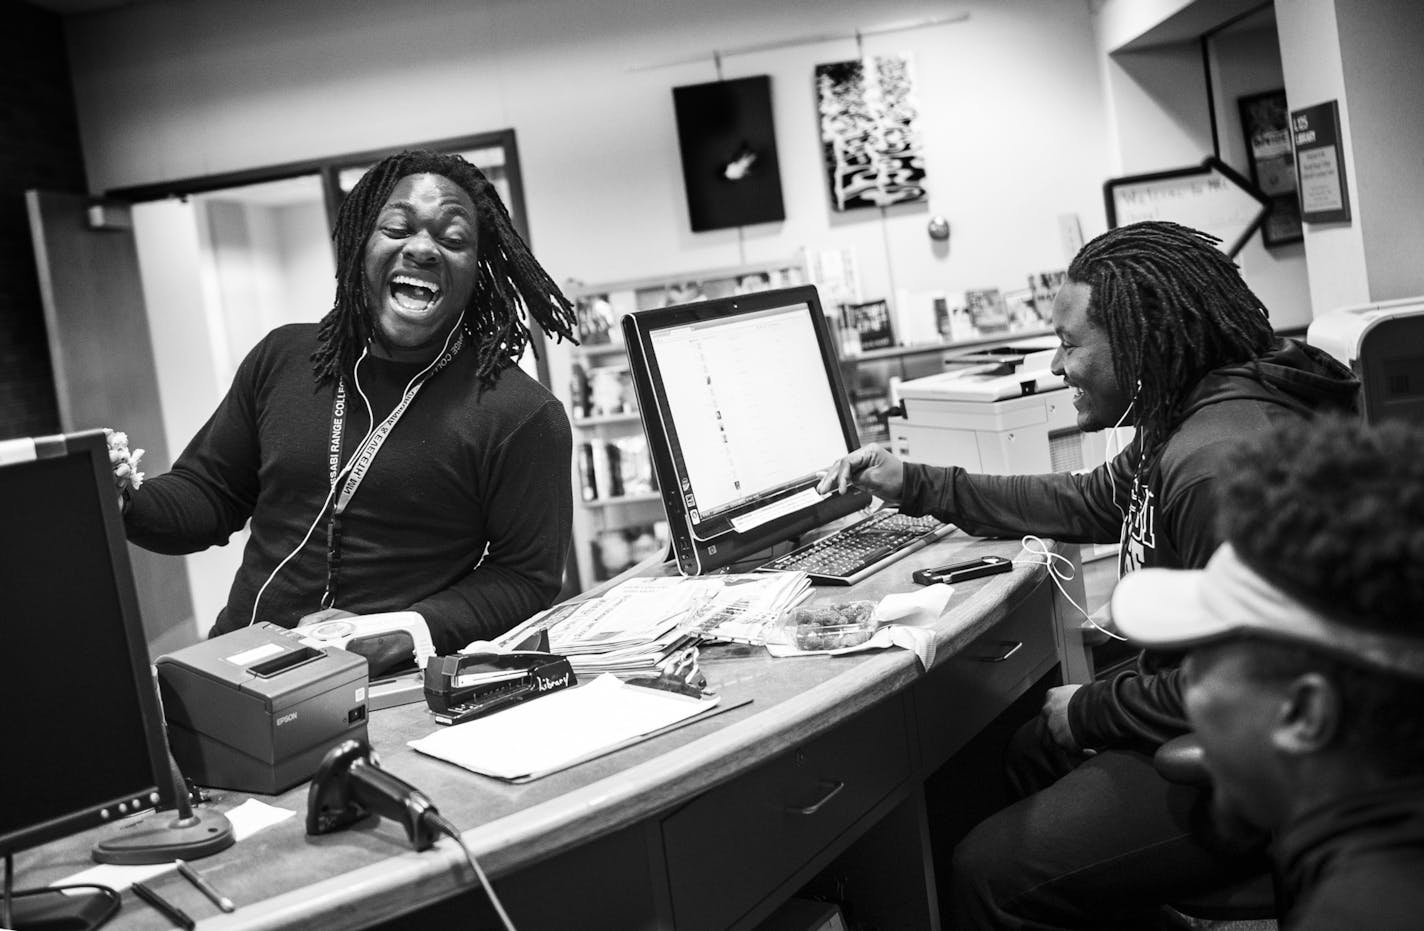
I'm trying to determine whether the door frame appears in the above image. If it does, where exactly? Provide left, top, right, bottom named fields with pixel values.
left=104, top=129, right=547, bottom=384
left=106, top=129, right=527, bottom=237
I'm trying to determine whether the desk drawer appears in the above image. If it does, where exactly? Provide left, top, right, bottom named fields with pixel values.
left=915, top=581, right=1057, bottom=771
left=662, top=697, right=911, bottom=931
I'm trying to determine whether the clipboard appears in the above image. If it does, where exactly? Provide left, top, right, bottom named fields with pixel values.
left=408, top=674, right=750, bottom=782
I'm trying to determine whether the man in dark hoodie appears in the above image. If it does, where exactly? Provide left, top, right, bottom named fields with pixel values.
left=1114, top=415, right=1424, bottom=930
left=818, top=220, right=1360, bottom=927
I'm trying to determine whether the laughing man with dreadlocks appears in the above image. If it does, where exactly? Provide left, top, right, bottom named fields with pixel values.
left=818, top=220, right=1359, bottom=928
left=121, top=150, right=578, bottom=669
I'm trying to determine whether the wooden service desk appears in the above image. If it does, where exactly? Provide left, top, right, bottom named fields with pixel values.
left=16, top=533, right=1068, bottom=931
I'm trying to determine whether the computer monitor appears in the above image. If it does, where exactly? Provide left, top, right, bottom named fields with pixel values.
left=0, top=430, right=173, bottom=857
left=623, top=284, right=872, bottom=575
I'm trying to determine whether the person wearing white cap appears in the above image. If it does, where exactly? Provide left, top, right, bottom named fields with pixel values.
left=1114, top=415, right=1424, bottom=930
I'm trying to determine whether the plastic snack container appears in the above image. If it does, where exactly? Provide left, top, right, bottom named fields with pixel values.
left=792, top=601, right=878, bottom=651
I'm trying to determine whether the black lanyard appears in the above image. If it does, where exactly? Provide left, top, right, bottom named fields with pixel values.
left=320, top=329, right=465, bottom=608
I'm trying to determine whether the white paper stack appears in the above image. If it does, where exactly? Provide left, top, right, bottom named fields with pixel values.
left=507, top=572, right=812, bottom=677
left=409, top=674, right=722, bottom=781
left=681, top=572, right=813, bottom=645
left=525, top=579, right=706, bottom=677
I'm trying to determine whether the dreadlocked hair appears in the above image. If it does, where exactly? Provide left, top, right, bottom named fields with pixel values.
left=1067, top=220, right=1274, bottom=462
left=311, top=149, right=578, bottom=389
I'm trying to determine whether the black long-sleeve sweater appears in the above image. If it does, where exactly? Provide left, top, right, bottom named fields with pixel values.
left=124, top=323, right=572, bottom=654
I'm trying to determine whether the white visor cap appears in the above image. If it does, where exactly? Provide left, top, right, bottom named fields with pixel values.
left=1111, top=543, right=1424, bottom=680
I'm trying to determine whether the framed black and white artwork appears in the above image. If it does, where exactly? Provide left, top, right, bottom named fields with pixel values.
left=815, top=54, right=927, bottom=212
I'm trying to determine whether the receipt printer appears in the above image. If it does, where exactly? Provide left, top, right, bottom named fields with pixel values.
left=156, top=623, right=370, bottom=794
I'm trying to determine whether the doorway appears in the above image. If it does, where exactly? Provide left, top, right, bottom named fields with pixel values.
left=131, top=173, right=335, bottom=629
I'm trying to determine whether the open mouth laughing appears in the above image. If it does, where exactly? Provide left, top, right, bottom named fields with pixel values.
left=389, top=274, right=443, bottom=314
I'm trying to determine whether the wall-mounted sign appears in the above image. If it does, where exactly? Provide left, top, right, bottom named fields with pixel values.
left=1290, top=99, right=1351, bottom=224
left=1103, top=155, right=1269, bottom=257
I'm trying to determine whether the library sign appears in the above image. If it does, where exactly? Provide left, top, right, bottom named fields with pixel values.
left=1291, top=100, right=1351, bottom=224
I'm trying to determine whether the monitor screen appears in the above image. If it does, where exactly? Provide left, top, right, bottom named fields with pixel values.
left=0, top=431, right=170, bottom=855
left=623, top=285, right=871, bottom=575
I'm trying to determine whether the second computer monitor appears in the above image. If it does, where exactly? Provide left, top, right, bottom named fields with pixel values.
left=0, top=430, right=172, bottom=858
left=623, top=284, right=871, bottom=575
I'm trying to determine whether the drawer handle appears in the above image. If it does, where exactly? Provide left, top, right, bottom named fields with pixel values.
left=787, top=780, right=845, bottom=816
left=971, top=639, right=1023, bottom=663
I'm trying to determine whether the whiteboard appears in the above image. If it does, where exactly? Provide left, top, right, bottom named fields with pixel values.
left=1104, top=156, right=1270, bottom=257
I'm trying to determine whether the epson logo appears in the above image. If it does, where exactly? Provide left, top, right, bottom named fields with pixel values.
left=276, top=712, right=299, bottom=726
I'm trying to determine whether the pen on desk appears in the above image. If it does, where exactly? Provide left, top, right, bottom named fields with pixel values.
left=176, top=858, right=237, bottom=913
left=132, top=880, right=196, bottom=930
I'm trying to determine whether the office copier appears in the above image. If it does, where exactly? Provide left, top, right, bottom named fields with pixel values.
left=1308, top=296, right=1424, bottom=425
left=887, top=336, right=1120, bottom=475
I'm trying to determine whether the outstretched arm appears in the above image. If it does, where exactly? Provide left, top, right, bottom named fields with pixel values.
left=122, top=352, right=263, bottom=554
left=895, top=448, right=1134, bottom=545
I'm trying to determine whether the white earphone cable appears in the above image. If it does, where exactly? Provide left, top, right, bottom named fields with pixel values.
left=1106, top=385, right=1138, bottom=521
left=1012, top=535, right=1127, bottom=641
left=246, top=314, right=465, bottom=627
left=248, top=346, right=376, bottom=626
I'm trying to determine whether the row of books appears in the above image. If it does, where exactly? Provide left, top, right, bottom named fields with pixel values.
left=569, top=264, right=808, bottom=345
left=569, top=362, right=637, bottom=420
left=578, top=435, right=657, bottom=503
left=836, top=270, right=1068, bottom=355
left=573, top=293, right=626, bottom=346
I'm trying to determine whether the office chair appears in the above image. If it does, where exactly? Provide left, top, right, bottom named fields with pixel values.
left=1153, top=735, right=1277, bottom=930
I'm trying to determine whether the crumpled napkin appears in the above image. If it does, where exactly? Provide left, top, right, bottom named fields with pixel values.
left=766, top=583, right=954, bottom=670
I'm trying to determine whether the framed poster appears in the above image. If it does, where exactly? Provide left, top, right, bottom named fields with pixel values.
left=1291, top=100, right=1351, bottom=224
left=1238, top=89, right=1302, bottom=247
left=815, top=54, right=927, bottom=211
left=672, top=75, right=786, bottom=232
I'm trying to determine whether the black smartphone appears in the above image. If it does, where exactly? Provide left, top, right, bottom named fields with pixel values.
left=912, top=555, right=1013, bottom=586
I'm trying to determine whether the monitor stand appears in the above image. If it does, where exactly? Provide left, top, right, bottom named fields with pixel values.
left=721, top=537, right=799, bottom=574
left=92, top=753, right=234, bottom=865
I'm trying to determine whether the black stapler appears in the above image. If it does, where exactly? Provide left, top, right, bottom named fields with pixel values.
left=422, top=651, right=576, bottom=725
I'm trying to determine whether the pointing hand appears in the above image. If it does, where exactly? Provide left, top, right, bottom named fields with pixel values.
left=814, top=443, right=905, bottom=502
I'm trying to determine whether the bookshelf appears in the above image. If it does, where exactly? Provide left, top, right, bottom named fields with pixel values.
left=566, top=339, right=662, bottom=593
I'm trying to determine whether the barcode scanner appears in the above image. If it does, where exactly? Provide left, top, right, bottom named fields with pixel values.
left=306, top=739, right=441, bottom=851
left=305, top=740, right=522, bottom=930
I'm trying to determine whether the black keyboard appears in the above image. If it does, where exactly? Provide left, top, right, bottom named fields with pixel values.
left=756, top=510, right=953, bottom=585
